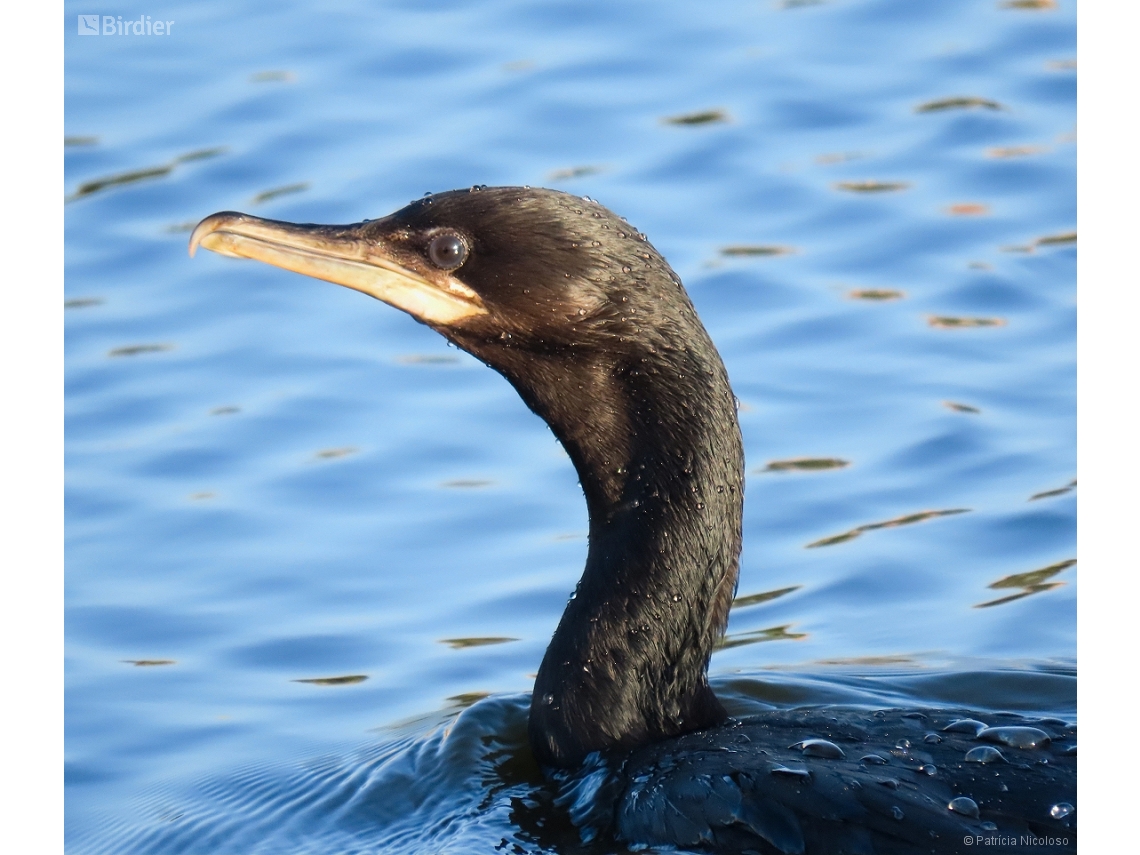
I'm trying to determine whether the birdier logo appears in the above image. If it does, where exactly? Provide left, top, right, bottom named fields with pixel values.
left=77, top=15, right=175, bottom=36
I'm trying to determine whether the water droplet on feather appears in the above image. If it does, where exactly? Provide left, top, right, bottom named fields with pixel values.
left=948, top=797, right=980, bottom=818
left=1050, top=802, right=1074, bottom=820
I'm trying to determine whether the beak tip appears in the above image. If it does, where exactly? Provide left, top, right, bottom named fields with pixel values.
left=189, top=211, right=244, bottom=259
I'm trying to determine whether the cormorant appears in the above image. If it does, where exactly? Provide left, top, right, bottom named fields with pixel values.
left=190, top=187, right=1076, bottom=854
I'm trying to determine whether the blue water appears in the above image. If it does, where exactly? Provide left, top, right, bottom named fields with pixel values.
left=65, top=1, right=1076, bottom=852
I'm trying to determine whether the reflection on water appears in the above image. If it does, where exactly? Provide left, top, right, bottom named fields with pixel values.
left=66, top=148, right=226, bottom=201
left=946, top=203, right=989, bottom=216
left=720, top=244, right=795, bottom=257
left=806, top=508, right=971, bottom=549
left=314, top=446, right=357, bottom=460
left=106, top=343, right=173, bottom=357
left=914, top=96, right=1005, bottom=112
left=974, top=559, right=1075, bottom=609
left=834, top=180, right=909, bottom=193
left=252, top=182, right=310, bottom=204
left=440, top=637, right=519, bottom=649
left=943, top=401, right=981, bottom=414
left=1001, top=0, right=1057, bottom=10
left=68, top=164, right=173, bottom=201
left=928, top=316, right=1007, bottom=328
left=294, top=675, right=369, bottom=686
left=988, top=145, right=1048, bottom=158
left=849, top=288, right=903, bottom=300
left=547, top=165, right=604, bottom=181
left=717, top=624, right=808, bottom=650
left=732, top=585, right=801, bottom=609
left=762, top=457, right=849, bottom=472
left=661, top=108, right=729, bottom=126
left=1030, top=479, right=1076, bottom=501
left=65, top=297, right=104, bottom=309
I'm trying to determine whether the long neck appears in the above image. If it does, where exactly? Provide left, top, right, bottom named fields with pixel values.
left=492, top=331, right=744, bottom=767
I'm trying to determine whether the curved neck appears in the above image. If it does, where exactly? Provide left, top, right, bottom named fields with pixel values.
left=488, top=331, right=744, bottom=767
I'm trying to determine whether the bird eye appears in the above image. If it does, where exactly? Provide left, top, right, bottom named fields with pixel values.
left=427, top=233, right=468, bottom=270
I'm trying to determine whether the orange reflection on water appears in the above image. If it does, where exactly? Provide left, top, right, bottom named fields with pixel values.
left=974, top=559, right=1075, bottom=608
left=806, top=508, right=970, bottom=548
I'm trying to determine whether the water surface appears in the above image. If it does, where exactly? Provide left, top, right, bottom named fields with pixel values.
left=65, top=1, right=1076, bottom=852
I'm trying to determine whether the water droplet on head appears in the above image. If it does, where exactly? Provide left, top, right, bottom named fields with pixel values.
left=919, top=763, right=936, bottom=776
left=924, top=733, right=943, bottom=744
left=891, top=806, right=905, bottom=821
left=621, top=266, right=632, bottom=273
left=895, top=739, right=911, bottom=750
left=542, top=693, right=554, bottom=705
left=980, top=821, right=998, bottom=832
left=948, top=797, right=980, bottom=818
left=860, top=753, right=889, bottom=765
left=1050, top=802, right=1074, bottom=820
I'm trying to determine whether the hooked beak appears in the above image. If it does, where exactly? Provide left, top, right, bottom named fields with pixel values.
left=189, top=211, right=487, bottom=325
